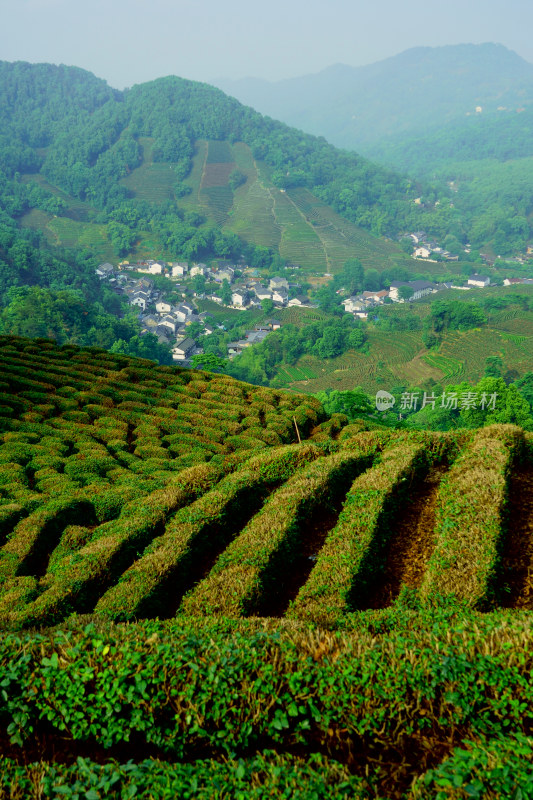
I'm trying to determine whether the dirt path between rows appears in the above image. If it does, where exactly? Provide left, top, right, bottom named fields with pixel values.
left=500, top=463, right=533, bottom=609
left=365, top=464, right=448, bottom=608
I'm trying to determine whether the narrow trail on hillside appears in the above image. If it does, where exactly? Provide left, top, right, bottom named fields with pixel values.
left=364, top=464, right=448, bottom=609
left=500, top=462, right=533, bottom=609
left=283, top=190, right=332, bottom=272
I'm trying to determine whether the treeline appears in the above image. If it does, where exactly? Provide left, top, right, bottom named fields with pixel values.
left=2, top=60, right=533, bottom=263
left=315, top=374, right=533, bottom=432
left=0, top=168, right=173, bottom=362
left=0, top=286, right=172, bottom=364
left=0, top=62, right=285, bottom=274
left=369, top=106, right=533, bottom=175
left=367, top=106, right=533, bottom=256
left=225, top=317, right=366, bottom=386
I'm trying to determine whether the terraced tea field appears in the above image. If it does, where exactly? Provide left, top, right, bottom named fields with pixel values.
left=287, top=187, right=416, bottom=274
left=2, top=336, right=533, bottom=797
left=119, top=138, right=180, bottom=203
left=20, top=136, right=443, bottom=273
left=279, top=316, right=533, bottom=394
left=1, top=336, right=533, bottom=632
left=169, top=139, right=422, bottom=272
left=275, top=330, right=429, bottom=392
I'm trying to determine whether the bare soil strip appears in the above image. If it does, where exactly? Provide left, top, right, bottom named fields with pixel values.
left=258, top=492, right=348, bottom=618
left=499, top=463, right=533, bottom=609
left=149, top=484, right=276, bottom=619
left=365, top=465, right=448, bottom=609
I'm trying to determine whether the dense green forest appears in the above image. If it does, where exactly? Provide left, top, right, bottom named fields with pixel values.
left=0, top=60, right=428, bottom=347
left=0, top=169, right=172, bottom=361
left=0, top=60, right=435, bottom=238
left=315, top=373, right=533, bottom=432
left=1, top=59, right=531, bottom=286
left=367, top=106, right=533, bottom=174
left=215, top=46, right=533, bottom=258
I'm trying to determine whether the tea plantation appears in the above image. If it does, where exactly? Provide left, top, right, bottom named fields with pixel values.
left=1, top=335, right=533, bottom=798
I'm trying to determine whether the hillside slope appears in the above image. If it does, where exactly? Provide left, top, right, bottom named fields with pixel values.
left=0, top=60, right=444, bottom=275
left=1, top=337, right=533, bottom=795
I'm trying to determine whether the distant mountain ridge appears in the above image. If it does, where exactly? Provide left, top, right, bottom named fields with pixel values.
left=214, top=44, right=533, bottom=152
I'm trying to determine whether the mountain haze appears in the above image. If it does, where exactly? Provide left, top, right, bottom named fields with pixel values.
left=214, top=44, right=533, bottom=153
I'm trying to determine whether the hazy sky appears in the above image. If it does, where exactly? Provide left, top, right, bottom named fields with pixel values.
left=1, top=0, right=532, bottom=88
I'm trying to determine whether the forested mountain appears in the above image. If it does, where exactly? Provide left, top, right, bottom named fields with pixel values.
left=213, top=45, right=533, bottom=259
left=1, top=55, right=532, bottom=344
left=0, top=59, right=448, bottom=299
left=214, top=44, right=533, bottom=152
left=0, top=60, right=425, bottom=234
left=0, top=60, right=432, bottom=358
left=365, top=104, right=533, bottom=174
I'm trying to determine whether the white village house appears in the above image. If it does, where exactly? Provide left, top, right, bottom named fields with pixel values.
left=272, top=288, right=288, bottom=306
left=232, top=289, right=249, bottom=307
left=342, top=297, right=371, bottom=314
left=158, top=315, right=177, bottom=333
left=172, top=338, right=196, bottom=361
left=467, top=274, right=491, bottom=288
left=130, top=291, right=149, bottom=311
left=414, top=246, right=432, bottom=259
left=288, top=295, right=310, bottom=307
left=269, top=276, right=289, bottom=291
left=171, top=262, right=189, bottom=277
left=389, top=281, right=437, bottom=302
left=96, top=263, right=115, bottom=279
left=255, top=287, right=273, bottom=302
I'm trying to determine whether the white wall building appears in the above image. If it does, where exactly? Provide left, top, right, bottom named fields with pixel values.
left=467, top=274, right=490, bottom=287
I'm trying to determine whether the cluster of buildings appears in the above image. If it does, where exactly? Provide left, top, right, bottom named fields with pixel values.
left=95, top=263, right=207, bottom=362
left=98, top=252, right=530, bottom=360
left=99, top=259, right=312, bottom=311
left=341, top=275, right=492, bottom=318
left=95, top=260, right=296, bottom=364
left=404, top=231, right=467, bottom=262
left=231, top=274, right=311, bottom=310
left=227, top=319, right=282, bottom=358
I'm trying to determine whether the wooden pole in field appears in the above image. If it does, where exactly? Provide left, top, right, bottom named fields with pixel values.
left=293, top=416, right=302, bottom=444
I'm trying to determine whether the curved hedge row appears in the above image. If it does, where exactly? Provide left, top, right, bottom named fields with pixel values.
left=420, top=425, right=524, bottom=609
left=180, top=443, right=379, bottom=618
left=95, top=444, right=322, bottom=621
left=287, top=442, right=431, bottom=626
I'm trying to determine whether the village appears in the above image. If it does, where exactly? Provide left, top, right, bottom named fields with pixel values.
left=95, top=258, right=313, bottom=364
left=95, top=253, right=533, bottom=365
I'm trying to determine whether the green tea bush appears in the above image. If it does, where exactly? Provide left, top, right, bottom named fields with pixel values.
left=0, top=496, right=97, bottom=579
left=421, top=425, right=524, bottom=608
left=412, top=734, right=533, bottom=799
left=182, top=447, right=375, bottom=618
left=0, top=751, right=365, bottom=800
left=96, top=444, right=320, bottom=621
left=13, top=463, right=226, bottom=627
left=288, top=442, right=429, bottom=626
